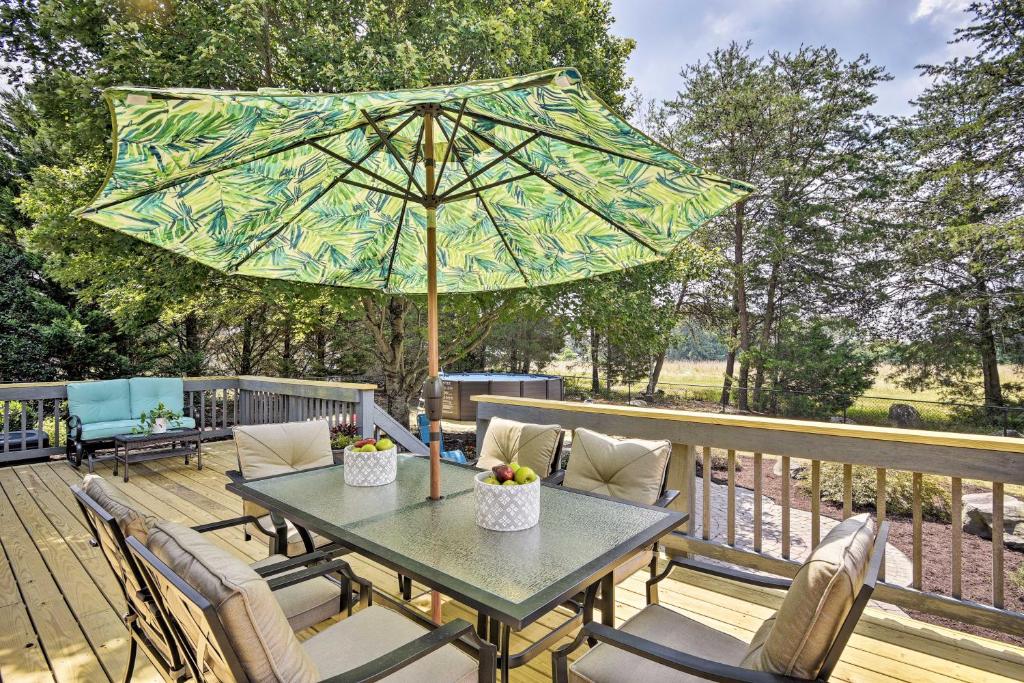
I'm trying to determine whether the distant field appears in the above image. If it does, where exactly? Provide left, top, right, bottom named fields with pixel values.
left=544, top=359, right=1022, bottom=403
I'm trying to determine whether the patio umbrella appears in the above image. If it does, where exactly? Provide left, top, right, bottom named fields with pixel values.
left=75, top=68, right=752, bottom=504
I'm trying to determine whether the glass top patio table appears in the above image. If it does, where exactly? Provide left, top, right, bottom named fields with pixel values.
left=228, top=456, right=685, bottom=629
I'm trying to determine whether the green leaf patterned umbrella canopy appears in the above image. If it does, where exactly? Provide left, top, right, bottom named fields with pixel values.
left=76, top=68, right=752, bottom=294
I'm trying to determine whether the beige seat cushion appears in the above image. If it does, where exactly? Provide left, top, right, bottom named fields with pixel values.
left=250, top=554, right=342, bottom=632
left=563, top=428, right=671, bottom=505
left=147, top=520, right=318, bottom=682
left=570, top=604, right=750, bottom=683
left=234, top=420, right=334, bottom=521
left=303, top=605, right=477, bottom=683
left=82, top=474, right=155, bottom=542
left=740, top=513, right=875, bottom=679
left=477, top=416, right=562, bottom=475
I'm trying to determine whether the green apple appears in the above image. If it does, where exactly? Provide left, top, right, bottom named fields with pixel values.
left=375, top=438, right=394, bottom=451
left=501, top=479, right=517, bottom=486
left=514, top=466, right=537, bottom=485
left=483, top=476, right=499, bottom=485
left=359, top=444, right=377, bottom=453
left=509, top=462, right=521, bottom=473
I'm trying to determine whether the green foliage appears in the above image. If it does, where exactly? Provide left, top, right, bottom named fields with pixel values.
left=132, top=402, right=183, bottom=435
left=802, top=462, right=951, bottom=523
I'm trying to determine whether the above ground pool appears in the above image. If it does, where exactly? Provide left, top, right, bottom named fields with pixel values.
left=441, top=372, right=563, bottom=421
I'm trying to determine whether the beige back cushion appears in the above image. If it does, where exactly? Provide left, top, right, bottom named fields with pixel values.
left=83, top=474, right=154, bottom=543
left=234, top=420, right=333, bottom=518
left=741, top=513, right=876, bottom=679
left=477, top=416, right=562, bottom=475
left=147, top=520, right=318, bottom=682
left=563, top=428, right=671, bottom=505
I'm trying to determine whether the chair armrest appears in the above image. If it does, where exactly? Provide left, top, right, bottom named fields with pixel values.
left=654, top=489, right=679, bottom=508
left=266, top=559, right=353, bottom=591
left=663, top=556, right=792, bottom=590
left=191, top=515, right=259, bottom=534
left=66, top=415, right=82, bottom=441
left=253, top=550, right=330, bottom=577
left=544, top=469, right=566, bottom=485
left=555, top=622, right=799, bottom=683
left=320, top=619, right=495, bottom=683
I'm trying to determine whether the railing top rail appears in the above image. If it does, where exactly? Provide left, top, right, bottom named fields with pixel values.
left=0, top=375, right=377, bottom=393
left=235, top=375, right=377, bottom=391
left=471, top=395, right=1024, bottom=455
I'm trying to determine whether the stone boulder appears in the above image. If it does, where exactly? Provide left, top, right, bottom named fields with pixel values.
left=888, top=403, right=923, bottom=428
left=962, top=492, right=1024, bottom=551
left=628, top=399, right=648, bottom=407
left=829, top=416, right=857, bottom=424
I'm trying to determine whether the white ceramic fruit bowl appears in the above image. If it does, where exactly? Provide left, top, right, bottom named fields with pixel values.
left=343, top=445, right=398, bottom=486
left=474, top=471, right=540, bottom=531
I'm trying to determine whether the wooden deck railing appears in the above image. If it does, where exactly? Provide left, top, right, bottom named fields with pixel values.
left=0, top=375, right=427, bottom=464
left=473, top=395, right=1024, bottom=637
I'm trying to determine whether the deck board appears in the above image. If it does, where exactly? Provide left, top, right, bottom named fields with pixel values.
left=2, top=444, right=1023, bottom=683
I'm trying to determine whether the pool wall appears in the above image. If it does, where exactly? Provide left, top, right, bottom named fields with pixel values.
left=441, top=374, right=563, bottom=421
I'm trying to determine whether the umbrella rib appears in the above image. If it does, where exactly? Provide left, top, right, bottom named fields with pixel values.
left=223, top=114, right=422, bottom=273
left=436, top=133, right=540, bottom=201
left=439, top=105, right=680, bottom=173
left=437, top=117, right=530, bottom=286
left=435, top=98, right=466, bottom=192
left=440, top=110, right=661, bottom=255
left=362, top=109, right=426, bottom=197
left=82, top=107, right=417, bottom=214
left=385, top=124, right=425, bottom=289
left=310, top=142, right=421, bottom=199
left=441, top=172, right=533, bottom=203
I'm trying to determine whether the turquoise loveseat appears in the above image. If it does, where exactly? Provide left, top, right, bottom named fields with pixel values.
left=66, top=377, right=196, bottom=471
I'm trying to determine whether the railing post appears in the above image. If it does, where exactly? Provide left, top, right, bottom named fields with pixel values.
left=667, top=442, right=696, bottom=536
left=356, top=389, right=375, bottom=439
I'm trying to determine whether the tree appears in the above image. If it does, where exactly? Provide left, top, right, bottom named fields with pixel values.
left=891, top=0, right=1024, bottom=406
left=651, top=42, right=892, bottom=411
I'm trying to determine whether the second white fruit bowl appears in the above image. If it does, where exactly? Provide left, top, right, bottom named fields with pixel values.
left=343, top=445, right=398, bottom=486
left=474, top=471, right=540, bottom=531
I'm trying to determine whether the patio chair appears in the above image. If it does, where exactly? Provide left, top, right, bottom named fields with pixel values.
left=475, top=416, right=564, bottom=477
left=417, top=412, right=467, bottom=463
left=548, top=428, right=678, bottom=594
left=128, top=519, right=497, bottom=683
left=553, top=514, right=890, bottom=683
left=231, top=420, right=341, bottom=556
left=73, top=474, right=369, bottom=683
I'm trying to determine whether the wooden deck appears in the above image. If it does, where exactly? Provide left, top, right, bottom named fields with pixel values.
left=1, top=443, right=1023, bottom=683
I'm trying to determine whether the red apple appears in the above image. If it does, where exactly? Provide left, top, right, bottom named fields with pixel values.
left=354, top=438, right=376, bottom=448
left=492, top=464, right=515, bottom=483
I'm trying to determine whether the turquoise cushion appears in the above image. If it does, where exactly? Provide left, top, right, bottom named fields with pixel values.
left=80, top=420, right=144, bottom=441
left=68, top=379, right=132, bottom=424
left=79, top=417, right=197, bottom=441
left=129, top=377, right=185, bottom=419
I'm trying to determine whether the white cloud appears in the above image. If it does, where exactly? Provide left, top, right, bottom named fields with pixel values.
left=911, top=0, right=969, bottom=23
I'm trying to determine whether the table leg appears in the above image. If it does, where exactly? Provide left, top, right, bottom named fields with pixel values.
left=500, top=623, right=511, bottom=682
left=112, top=443, right=118, bottom=477
left=183, top=440, right=189, bottom=465
left=196, top=438, right=203, bottom=470
left=476, top=612, right=487, bottom=639
left=600, top=573, right=615, bottom=626
left=123, top=444, right=130, bottom=482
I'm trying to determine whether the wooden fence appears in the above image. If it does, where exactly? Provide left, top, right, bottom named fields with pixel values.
left=0, top=375, right=427, bottom=464
left=474, top=395, right=1024, bottom=637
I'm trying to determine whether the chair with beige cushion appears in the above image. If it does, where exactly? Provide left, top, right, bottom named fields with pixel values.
left=128, top=519, right=497, bottom=683
left=551, top=428, right=678, bottom=590
left=231, top=420, right=337, bottom=555
left=553, top=513, right=889, bottom=683
left=476, top=416, right=564, bottom=477
left=73, top=475, right=366, bottom=683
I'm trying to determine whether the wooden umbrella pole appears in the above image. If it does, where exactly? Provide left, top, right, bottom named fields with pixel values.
left=424, top=109, right=444, bottom=625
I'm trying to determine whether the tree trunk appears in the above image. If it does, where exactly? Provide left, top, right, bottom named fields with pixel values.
left=646, top=349, right=666, bottom=397
left=239, top=316, right=254, bottom=375
left=975, top=277, right=1003, bottom=406
left=590, top=327, right=601, bottom=393
left=280, top=318, right=293, bottom=377
left=733, top=200, right=751, bottom=412
left=751, top=261, right=779, bottom=411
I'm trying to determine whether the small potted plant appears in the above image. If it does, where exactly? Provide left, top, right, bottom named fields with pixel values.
left=136, top=402, right=181, bottom=435
left=475, top=463, right=540, bottom=531
left=343, top=435, right=398, bottom=486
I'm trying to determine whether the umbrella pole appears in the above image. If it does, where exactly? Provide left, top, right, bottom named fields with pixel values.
left=424, top=108, right=444, bottom=625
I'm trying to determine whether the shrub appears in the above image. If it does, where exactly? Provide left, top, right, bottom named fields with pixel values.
left=330, top=422, right=359, bottom=450
left=799, top=462, right=951, bottom=523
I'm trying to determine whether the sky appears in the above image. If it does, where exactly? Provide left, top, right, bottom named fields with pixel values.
left=609, top=0, right=976, bottom=117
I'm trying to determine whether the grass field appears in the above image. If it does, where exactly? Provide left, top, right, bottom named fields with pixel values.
left=544, top=359, right=1023, bottom=403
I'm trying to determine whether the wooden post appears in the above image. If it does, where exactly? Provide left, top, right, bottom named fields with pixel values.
left=355, top=389, right=375, bottom=439
left=667, top=443, right=695, bottom=534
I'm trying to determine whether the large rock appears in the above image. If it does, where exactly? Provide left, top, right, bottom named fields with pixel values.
left=829, top=416, right=857, bottom=424
left=962, top=492, right=1024, bottom=550
left=888, top=403, right=923, bottom=428
left=628, top=399, right=648, bottom=407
